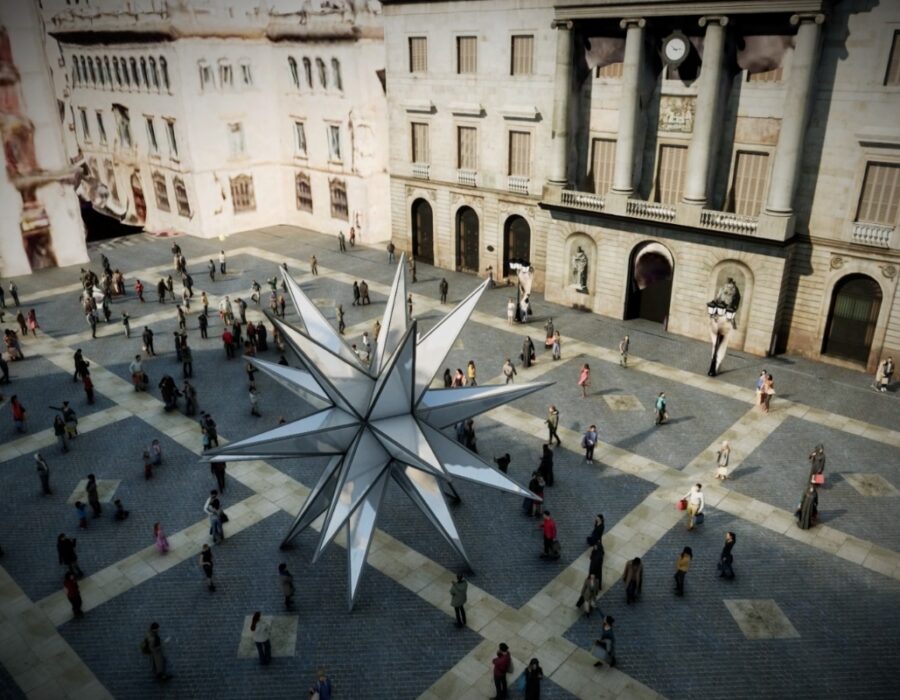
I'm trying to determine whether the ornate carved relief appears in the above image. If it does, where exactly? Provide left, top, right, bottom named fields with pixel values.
left=830, top=256, right=844, bottom=270
left=881, top=264, right=897, bottom=280
left=405, top=185, right=436, bottom=203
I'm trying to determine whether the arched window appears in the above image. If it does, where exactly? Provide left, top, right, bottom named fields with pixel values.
left=104, top=56, right=112, bottom=85
left=112, top=57, right=122, bottom=87
left=88, top=57, right=97, bottom=84
left=302, top=58, right=312, bottom=88
left=288, top=57, right=299, bottom=88
left=121, top=57, right=130, bottom=87
left=97, top=58, right=106, bottom=87
left=130, top=57, right=139, bottom=87
left=331, top=58, right=343, bottom=91
left=73, top=56, right=81, bottom=84
left=152, top=171, right=170, bottom=212
left=79, top=56, right=87, bottom=84
left=140, top=57, right=149, bottom=88
left=148, top=57, right=159, bottom=90
left=160, top=57, right=170, bottom=91
left=329, top=178, right=348, bottom=220
left=296, top=172, right=312, bottom=212
left=230, top=175, right=256, bottom=212
left=173, top=177, right=191, bottom=217
left=316, top=58, right=327, bottom=88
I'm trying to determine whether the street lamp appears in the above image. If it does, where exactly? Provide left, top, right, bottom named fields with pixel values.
left=707, top=300, right=736, bottom=377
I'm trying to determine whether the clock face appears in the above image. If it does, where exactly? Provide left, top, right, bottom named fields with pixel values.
left=664, top=36, right=688, bottom=63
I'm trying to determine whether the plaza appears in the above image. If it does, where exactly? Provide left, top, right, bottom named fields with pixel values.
left=0, top=227, right=898, bottom=699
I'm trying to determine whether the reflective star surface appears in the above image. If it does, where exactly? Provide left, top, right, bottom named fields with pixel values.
left=202, top=256, right=549, bottom=609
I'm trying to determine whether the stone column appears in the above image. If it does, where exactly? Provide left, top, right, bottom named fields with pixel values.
left=765, top=13, right=824, bottom=215
left=683, top=16, right=728, bottom=205
left=548, top=20, right=573, bottom=186
left=611, top=18, right=646, bottom=194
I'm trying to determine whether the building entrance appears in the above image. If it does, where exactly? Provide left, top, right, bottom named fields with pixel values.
left=822, top=274, right=882, bottom=364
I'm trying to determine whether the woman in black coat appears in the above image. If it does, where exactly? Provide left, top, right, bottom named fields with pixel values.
left=524, top=658, right=544, bottom=700
left=717, top=531, right=736, bottom=579
left=538, top=444, right=554, bottom=487
left=586, top=514, right=605, bottom=546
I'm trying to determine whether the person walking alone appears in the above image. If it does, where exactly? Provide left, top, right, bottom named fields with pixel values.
left=439, top=278, right=448, bottom=304
left=85, top=474, right=102, bottom=518
left=450, top=573, right=468, bottom=628
left=578, top=363, right=591, bottom=399
left=654, top=392, right=668, bottom=425
left=278, top=563, right=295, bottom=610
left=682, top=483, right=705, bottom=530
left=502, top=358, right=516, bottom=384
left=717, top=532, right=737, bottom=580
left=715, top=441, right=731, bottom=480
left=674, top=547, right=692, bottom=597
left=250, top=612, right=272, bottom=665
left=545, top=405, right=561, bottom=447
left=63, top=572, right=84, bottom=619
left=491, top=643, right=512, bottom=700
left=540, top=511, right=558, bottom=559
left=582, top=425, right=598, bottom=464
left=211, top=461, right=227, bottom=493
left=143, top=622, right=171, bottom=681
left=619, top=335, right=630, bottom=367
left=623, top=557, right=643, bottom=604
left=35, top=453, right=51, bottom=495
left=199, top=544, right=215, bottom=591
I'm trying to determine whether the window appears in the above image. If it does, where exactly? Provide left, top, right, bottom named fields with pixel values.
left=219, top=61, right=233, bottom=88
left=72, top=56, right=80, bottom=85
left=457, top=126, right=477, bottom=170
left=228, top=122, right=245, bottom=157
left=96, top=111, right=107, bottom=145
left=856, top=162, right=900, bottom=224
left=160, top=57, right=170, bottom=91
left=596, top=62, right=624, bottom=78
left=88, top=58, right=97, bottom=84
left=508, top=131, right=532, bottom=177
left=293, top=121, right=307, bottom=157
left=240, top=61, right=252, bottom=87
left=230, top=175, right=256, bottom=212
left=149, top=57, right=159, bottom=90
left=79, top=57, right=87, bottom=84
left=327, top=124, right=342, bottom=161
left=199, top=61, right=212, bottom=90
left=79, top=108, right=91, bottom=142
left=140, top=57, right=149, bottom=87
left=457, top=36, right=477, bottom=74
left=112, top=57, right=122, bottom=87
left=302, top=57, right=313, bottom=87
left=748, top=66, right=783, bottom=83
left=152, top=172, right=170, bottom=212
left=57, top=100, right=65, bottom=123
left=296, top=172, right=313, bottom=212
left=145, top=117, right=159, bottom=154
left=113, top=104, right=132, bottom=147
left=104, top=57, right=112, bottom=85
left=885, top=31, right=900, bottom=86
left=330, top=178, right=348, bottom=220
left=411, top=122, right=429, bottom=163
left=121, top=57, right=130, bottom=88
left=316, top=58, right=327, bottom=88
left=655, top=144, right=688, bottom=205
left=97, top=58, right=106, bottom=87
left=288, top=57, right=299, bottom=87
left=174, top=177, right=190, bottom=217
left=409, top=37, right=427, bottom=73
left=511, top=35, right=534, bottom=76
left=104, top=159, right=119, bottom=201
left=165, top=120, right=178, bottom=157
left=130, top=58, right=139, bottom=87
left=730, top=151, right=769, bottom=216
left=590, top=138, right=616, bottom=195
left=331, top=58, right=343, bottom=90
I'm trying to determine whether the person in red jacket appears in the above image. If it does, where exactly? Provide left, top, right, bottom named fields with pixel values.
left=82, top=372, right=95, bottom=404
left=222, top=329, right=234, bottom=359
left=64, top=572, right=84, bottom=619
left=541, top=511, right=558, bottom=558
left=491, top=642, right=511, bottom=699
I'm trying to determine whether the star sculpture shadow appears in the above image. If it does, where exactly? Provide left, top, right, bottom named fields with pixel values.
left=201, top=255, right=550, bottom=609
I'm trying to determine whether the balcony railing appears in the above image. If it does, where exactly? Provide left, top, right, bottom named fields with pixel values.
left=560, top=189, right=604, bottom=211
left=851, top=221, right=893, bottom=248
left=411, top=162, right=430, bottom=180
left=508, top=175, right=530, bottom=195
left=699, top=209, right=759, bottom=235
left=626, top=199, right=676, bottom=222
left=457, top=169, right=477, bottom=187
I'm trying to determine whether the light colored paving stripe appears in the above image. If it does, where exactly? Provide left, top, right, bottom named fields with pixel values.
left=0, top=566, right=112, bottom=700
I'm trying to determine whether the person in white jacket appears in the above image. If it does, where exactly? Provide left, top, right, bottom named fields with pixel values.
left=683, top=483, right=705, bottom=530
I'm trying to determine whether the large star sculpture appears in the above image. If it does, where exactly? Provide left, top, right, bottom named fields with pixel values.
left=202, top=255, right=549, bottom=609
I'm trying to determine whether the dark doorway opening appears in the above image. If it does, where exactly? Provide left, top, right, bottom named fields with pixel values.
left=626, top=246, right=673, bottom=324
left=411, top=198, right=434, bottom=265
left=503, top=215, right=531, bottom=276
left=455, top=206, right=479, bottom=273
left=822, top=274, right=882, bottom=364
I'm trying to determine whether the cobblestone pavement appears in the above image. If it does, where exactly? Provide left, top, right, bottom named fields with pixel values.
left=0, top=227, right=898, bottom=700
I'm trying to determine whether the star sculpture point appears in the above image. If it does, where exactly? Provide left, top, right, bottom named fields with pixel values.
left=202, top=255, right=549, bottom=609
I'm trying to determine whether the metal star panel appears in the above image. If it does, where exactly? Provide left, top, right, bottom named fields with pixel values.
left=202, top=255, right=550, bottom=609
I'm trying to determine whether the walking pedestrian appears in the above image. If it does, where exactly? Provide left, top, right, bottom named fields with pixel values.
left=26, top=309, right=39, bottom=336
left=502, top=358, right=516, bottom=384
left=278, top=563, right=295, bottom=609
left=575, top=573, right=600, bottom=616
left=129, top=354, right=145, bottom=391
left=360, top=280, right=370, bottom=305
left=520, top=336, right=535, bottom=367
left=586, top=513, right=605, bottom=547
left=491, top=643, right=512, bottom=700
left=338, top=230, right=346, bottom=252
left=142, top=326, right=155, bottom=355
left=208, top=498, right=225, bottom=544
left=166, top=275, right=176, bottom=302
left=682, top=483, right=705, bottom=530
left=540, top=511, right=558, bottom=559
left=407, top=293, right=414, bottom=320
left=523, top=659, right=544, bottom=700
left=64, top=572, right=84, bottom=619
left=715, top=441, right=731, bottom=480
left=349, top=227, right=356, bottom=246
left=57, top=534, right=84, bottom=577
left=674, top=547, right=692, bottom=597
left=75, top=501, right=88, bottom=529
left=143, top=622, right=171, bottom=681
left=156, top=278, right=166, bottom=304
left=452, top=368, right=465, bottom=387
left=198, top=312, right=208, bottom=339
left=450, top=573, right=468, bottom=628
left=654, top=391, right=667, bottom=425
left=35, top=453, right=51, bottom=495
left=545, top=405, right=561, bottom=447
left=222, top=328, right=235, bottom=359
left=409, top=257, right=417, bottom=283
left=525, top=472, right=544, bottom=518
left=10, top=395, right=26, bottom=433
left=135, top=279, right=145, bottom=302
left=154, top=523, right=170, bottom=554
left=466, top=360, right=476, bottom=386
left=592, top=616, right=616, bottom=668
left=311, top=668, right=332, bottom=700
left=352, top=281, right=360, bottom=306
left=506, top=298, right=515, bottom=326
left=873, top=356, right=894, bottom=392
left=717, top=532, right=737, bottom=580
left=249, top=386, right=261, bottom=417
left=310, top=255, right=318, bottom=276
left=208, top=259, right=216, bottom=281
left=86, top=474, right=102, bottom=518
left=15, top=310, right=26, bottom=336
left=551, top=331, right=561, bottom=360
left=9, top=281, right=19, bottom=307
left=387, top=240, right=396, bottom=263
left=337, top=304, right=345, bottom=334
left=250, top=612, right=272, bottom=665
left=219, top=250, right=226, bottom=275
left=538, top=444, right=554, bottom=487
left=439, top=278, right=448, bottom=303
left=86, top=310, right=98, bottom=338
left=182, top=380, right=197, bottom=416
left=201, top=291, right=210, bottom=317
left=582, top=425, right=597, bottom=464
left=796, top=484, right=819, bottom=529
left=578, top=363, right=591, bottom=399
left=0, top=355, right=9, bottom=384
left=623, top=557, right=643, bottom=604
left=619, top=335, right=630, bottom=367
left=493, top=453, right=511, bottom=474
left=200, top=544, right=215, bottom=591
left=808, top=444, right=826, bottom=484
left=211, top=461, right=227, bottom=492
left=53, top=415, right=68, bottom=452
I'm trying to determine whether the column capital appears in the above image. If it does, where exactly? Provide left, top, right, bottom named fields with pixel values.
left=790, top=13, right=825, bottom=26
left=699, top=15, right=729, bottom=28
left=551, top=19, right=573, bottom=31
left=619, top=17, right=646, bottom=30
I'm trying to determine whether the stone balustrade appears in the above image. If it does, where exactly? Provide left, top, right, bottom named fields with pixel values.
left=456, top=169, right=477, bottom=187
left=411, top=162, right=430, bottom=180
left=508, top=175, right=530, bottom=195
left=626, top=198, right=676, bottom=221
left=699, top=208, right=759, bottom=234
left=851, top=222, right=893, bottom=248
left=560, top=189, right=604, bottom=211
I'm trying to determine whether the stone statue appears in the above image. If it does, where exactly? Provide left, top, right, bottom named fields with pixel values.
left=715, top=277, right=741, bottom=311
left=571, top=247, right=589, bottom=293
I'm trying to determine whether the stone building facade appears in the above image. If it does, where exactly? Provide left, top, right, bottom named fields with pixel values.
left=384, top=0, right=900, bottom=371
left=38, top=0, right=390, bottom=244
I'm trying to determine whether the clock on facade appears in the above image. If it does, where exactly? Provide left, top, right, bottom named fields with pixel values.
left=662, top=31, right=690, bottom=68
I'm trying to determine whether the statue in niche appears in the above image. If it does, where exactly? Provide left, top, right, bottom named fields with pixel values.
left=571, top=246, right=589, bottom=294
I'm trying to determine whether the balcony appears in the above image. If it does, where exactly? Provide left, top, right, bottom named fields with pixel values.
left=626, top=199, right=676, bottom=222
left=851, top=221, right=893, bottom=248
left=411, top=162, right=430, bottom=180
left=699, top=209, right=759, bottom=235
left=560, top=189, right=604, bottom=211
left=508, top=175, right=530, bottom=195
left=457, top=169, right=477, bottom=187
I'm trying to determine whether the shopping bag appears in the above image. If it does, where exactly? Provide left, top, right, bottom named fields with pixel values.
left=811, top=474, right=825, bottom=485
left=677, top=499, right=688, bottom=511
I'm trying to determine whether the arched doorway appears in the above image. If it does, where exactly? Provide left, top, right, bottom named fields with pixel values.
left=503, top=215, right=531, bottom=276
left=626, top=242, right=673, bottom=324
left=456, top=206, right=479, bottom=273
left=410, top=199, right=434, bottom=265
left=822, top=274, right=882, bottom=363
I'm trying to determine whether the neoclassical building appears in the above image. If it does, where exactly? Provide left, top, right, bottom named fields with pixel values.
left=384, top=0, right=900, bottom=371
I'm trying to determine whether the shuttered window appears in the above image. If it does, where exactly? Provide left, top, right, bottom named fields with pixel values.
left=511, top=35, right=534, bottom=76
left=655, top=144, right=688, bottom=205
left=458, top=126, right=477, bottom=170
left=152, top=172, right=170, bottom=212
left=230, top=175, right=256, bottom=212
left=508, top=131, right=531, bottom=177
left=330, top=178, right=349, bottom=220
left=596, top=62, right=623, bottom=78
left=296, top=172, right=313, bottom=212
left=590, top=138, right=616, bottom=195
left=885, top=31, right=900, bottom=86
left=409, top=37, right=427, bottom=73
left=411, top=122, right=429, bottom=163
left=457, top=36, right=477, bottom=74
left=731, top=151, right=770, bottom=216
left=748, top=66, right=783, bottom=83
left=856, top=162, right=900, bottom=225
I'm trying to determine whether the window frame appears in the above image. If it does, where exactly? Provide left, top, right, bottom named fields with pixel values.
left=884, top=30, right=900, bottom=87
left=456, top=35, right=478, bottom=75
left=854, top=160, right=900, bottom=226
left=199, top=60, right=212, bottom=90
left=331, top=58, right=343, bottom=91
left=230, top=174, right=257, bottom=213
left=652, top=141, right=690, bottom=205
left=726, top=149, right=772, bottom=217
left=510, top=34, right=535, bottom=77
left=173, top=177, right=191, bottom=217
left=164, top=119, right=178, bottom=159
left=507, top=129, right=533, bottom=178
left=78, top=108, right=91, bottom=143
left=408, top=36, right=427, bottom=74
left=293, top=120, right=308, bottom=158
left=410, top=121, right=430, bottom=164
left=145, top=116, right=159, bottom=155
left=228, top=122, right=246, bottom=159
left=152, top=171, right=170, bottom=212
left=329, top=177, right=349, bottom=220
left=327, top=123, right=343, bottom=163
left=456, top=124, right=478, bottom=171
left=589, top=135, right=617, bottom=195
left=296, top=171, right=313, bottom=212
left=96, top=110, right=107, bottom=145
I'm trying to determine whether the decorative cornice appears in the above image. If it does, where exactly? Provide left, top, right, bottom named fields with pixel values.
left=551, top=19, right=574, bottom=31
left=619, top=17, right=646, bottom=30
left=699, top=15, right=729, bottom=28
